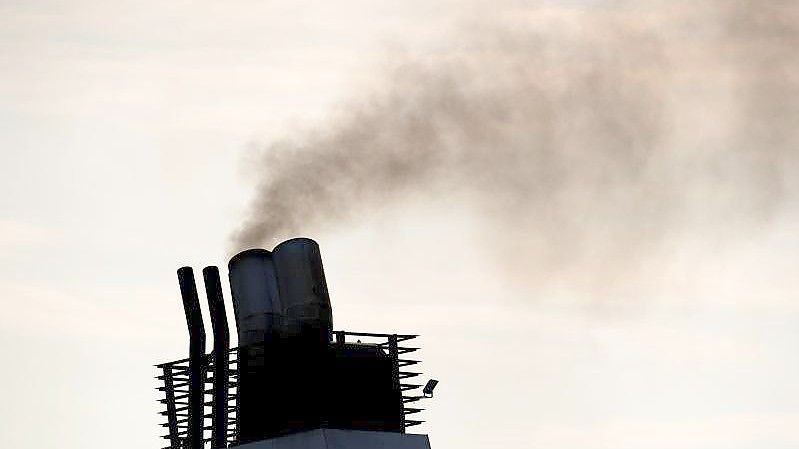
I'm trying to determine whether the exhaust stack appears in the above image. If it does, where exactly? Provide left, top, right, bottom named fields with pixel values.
left=176, top=267, right=206, bottom=449
left=272, top=238, right=333, bottom=343
left=157, top=237, right=433, bottom=449
left=228, top=249, right=283, bottom=345
left=228, top=239, right=333, bottom=345
left=203, top=266, right=230, bottom=449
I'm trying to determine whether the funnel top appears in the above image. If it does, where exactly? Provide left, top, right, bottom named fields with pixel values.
left=272, top=237, right=319, bottom=252
left=228, top=248, right=272, bottom=268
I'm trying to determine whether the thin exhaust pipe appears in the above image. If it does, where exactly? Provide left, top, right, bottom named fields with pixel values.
left=203, top=266, right=230, bottom=448
left=177, top=267, right=206, bottom=449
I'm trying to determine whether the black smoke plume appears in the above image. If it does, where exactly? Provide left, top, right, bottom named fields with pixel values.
left=232, top=1, right=798, bottom=286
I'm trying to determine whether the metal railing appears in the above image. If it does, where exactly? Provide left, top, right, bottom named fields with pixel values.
left=155, top=331, right=424, bottom=449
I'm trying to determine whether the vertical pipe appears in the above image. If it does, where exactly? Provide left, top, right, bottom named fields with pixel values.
left=227, top=249, right=281, bottom=444
left=228, top=249, right=282, bottom=345
left=203, top=266, right=230, bottom=449
left=177, top=267, right=206, bottom=449
left=272, top=238, right=333, bottom=343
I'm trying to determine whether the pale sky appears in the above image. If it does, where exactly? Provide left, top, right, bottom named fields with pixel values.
left=1, top=1, right=798, bottom=449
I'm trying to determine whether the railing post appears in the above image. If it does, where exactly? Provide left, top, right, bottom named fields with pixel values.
left=162, top=365, right=181, bottom=449
left=228, top=347, right=239, bottom=447
left=387, top=334, right=405, bottom=433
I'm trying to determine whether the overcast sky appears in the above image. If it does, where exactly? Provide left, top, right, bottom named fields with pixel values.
left=1, top=1, right=798, bottom=449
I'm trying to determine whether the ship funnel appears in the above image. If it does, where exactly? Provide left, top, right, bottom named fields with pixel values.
left=228, top=249, right=283, bottom=346
left=272, top=238, right=333, bottom=343
left=158, top=238, right=431, bottom=448
left=228, top=238, right=333, bottom=345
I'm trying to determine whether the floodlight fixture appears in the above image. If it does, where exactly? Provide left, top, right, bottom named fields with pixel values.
left=423, top=379, right=438, bottom=398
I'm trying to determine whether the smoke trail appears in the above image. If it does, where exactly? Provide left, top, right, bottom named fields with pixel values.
left=232, top=1, right=798, bottom=284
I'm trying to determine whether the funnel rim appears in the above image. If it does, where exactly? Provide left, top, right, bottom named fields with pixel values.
left=228, top=248, right=273, bottom=268
left=272, top=237, right=319, bottom=253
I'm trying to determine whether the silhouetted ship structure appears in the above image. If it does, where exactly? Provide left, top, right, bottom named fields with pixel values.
left=156, top=238, right=436, bottom=449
